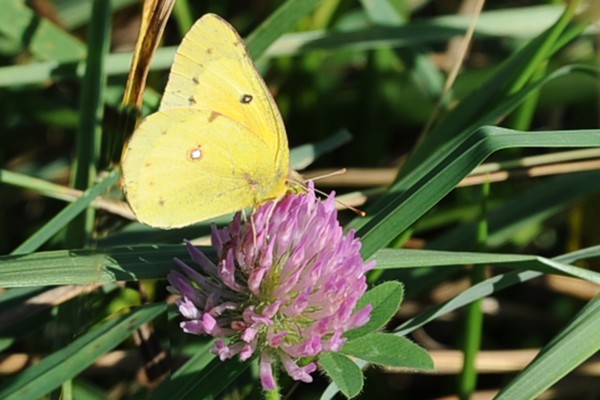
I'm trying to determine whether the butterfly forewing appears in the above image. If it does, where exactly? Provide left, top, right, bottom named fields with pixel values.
left=160, top=14, right=288, bottom=169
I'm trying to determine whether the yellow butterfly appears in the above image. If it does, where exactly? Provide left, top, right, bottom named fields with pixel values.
left=121, top=14, right=297, bottom=228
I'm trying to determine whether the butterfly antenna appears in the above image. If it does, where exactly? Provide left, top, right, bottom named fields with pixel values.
left=289, top=171, right=366, bottom=217
left=287, top=168, right=347, bottom=192
left=308, top=168, right=348, bottom=182
left=313, top=185, right=366, bottom=217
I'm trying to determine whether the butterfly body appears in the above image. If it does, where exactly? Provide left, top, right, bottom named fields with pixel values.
left=122, top=14, right=292, bottom=228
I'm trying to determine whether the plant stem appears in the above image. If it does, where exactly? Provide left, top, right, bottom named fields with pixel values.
left=458, top=180, right=489, bottom=399
left=265, top=388, right=281, bottom=400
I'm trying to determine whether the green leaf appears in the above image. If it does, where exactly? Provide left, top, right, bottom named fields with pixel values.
left=373, top=248, right=600, bottom=284
left=341, top=332, right=433, bottom=370
left=402, top=170, right=600, bottom=297
left=55, top=0, right=139, bottom=30
left=0, top=5, right=572, bottom=88
left=0, top=244, right=190, bottom=287
left=245, top=0, right=322, bottom=60
left=319, top=352, right=363, bottom=399
left=429, top=167, right=600, bottom=251
left=2, top=243, right=599, bottom=289
left=395, top=245, right=600, bottom=336
left=355, top=126, right=600, bottom=258
left=373, top=248, right=533, bottom=269
left=323, top=244, right=600, bottom=399
left=150, top=350, right=249, bottom=400
left=496, top=293, right=600, bottom=399
left=265, top=5, right=567, bottom=58
left=0, top=0, right=85, bottom=61
left=0, top=302, right=166, bottom=400
left=344, top=281, right=404, bottom=340
left=360, top=0, right=403, bottom=25
left=398, top=4, right=585, bottom=176
left=67, top=0, right=112, bottom=247
left=10, top=170, right=120, bottom=255
left=0, top=169, right=98, bottom=204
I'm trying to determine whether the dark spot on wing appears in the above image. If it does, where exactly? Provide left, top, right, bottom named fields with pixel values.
left=161, top=129, right=168, bottom=135
left=244, top=173, right=259, bottom=191
left=192, top=76, right=199, bottom=84
left=188, top=96, right=197, bottom=105
left=158, top=199, right=165, bottom=206
left=240, top=94, right=253, bottom=104
left=206, top=48, right=214, bottom=55
left=208, top=111, right=220, bottom=123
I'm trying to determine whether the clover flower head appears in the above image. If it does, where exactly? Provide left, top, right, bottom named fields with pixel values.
left=167, top=183, right=374, bottom=390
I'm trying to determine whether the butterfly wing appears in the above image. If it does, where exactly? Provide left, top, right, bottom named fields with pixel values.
left=160, top=13, right=288, bottom=172
left=122, top=14, right=293, bottom=228
left=122, top=108, right=288, bottom=228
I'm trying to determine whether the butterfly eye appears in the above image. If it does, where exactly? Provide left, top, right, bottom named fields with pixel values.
left=240, top=94, right=253, bottom=104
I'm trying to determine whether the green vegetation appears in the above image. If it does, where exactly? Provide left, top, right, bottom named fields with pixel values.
left=1, top=1, right=599, bottom=399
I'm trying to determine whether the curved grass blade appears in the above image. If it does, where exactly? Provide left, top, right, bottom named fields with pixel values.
left=348, top=63, right=599, bottom=234
left=150, top=356, right=248, bottom=400
left=400, top=169, right=600, bottom=297
left=0, top=302, right=166, bottom=400
left=148, top=336, right=251, bottom=400
left=10, top=170, right=120, bottom=255
left=399, top=3, right=586, bottom=176
left=0, top=0, right=85, bottom=61
left=0, top=6, right=577, bottom=88
left=321, top=244, right=600, bottom=398
left=245, top=0, right=322, bottom=60
left=356, top=126, right=600, bottom=258
left=11, top=170, right=120, bottom=255
left=394, top=245, right=600, bottom=336
left=495, top=293, right=600, bottom=399
left=0, top=244, right=192, bottom=287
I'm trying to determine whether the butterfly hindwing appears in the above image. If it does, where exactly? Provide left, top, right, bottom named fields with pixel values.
left=122, top=108, right=286, bottom=228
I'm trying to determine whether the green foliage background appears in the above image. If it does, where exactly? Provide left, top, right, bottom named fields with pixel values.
left=1, top=0, right=600, bottom=399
